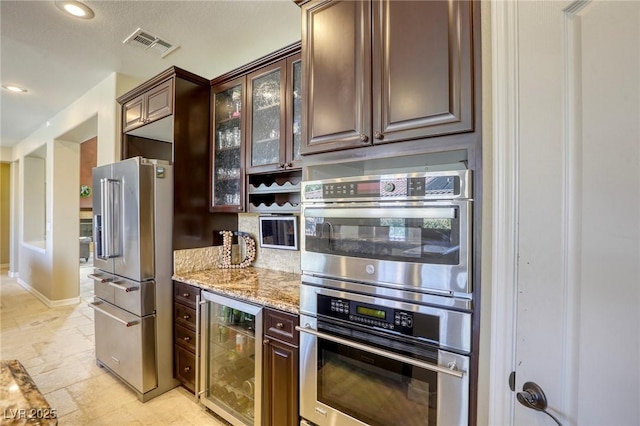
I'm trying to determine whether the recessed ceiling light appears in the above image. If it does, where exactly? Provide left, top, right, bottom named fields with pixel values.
left=2, top=85, right=28, bottom=93
left=54, top=0, right=95, bottom=19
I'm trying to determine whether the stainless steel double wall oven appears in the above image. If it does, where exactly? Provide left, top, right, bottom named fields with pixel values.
left=298, top=170, right=473, bottom=426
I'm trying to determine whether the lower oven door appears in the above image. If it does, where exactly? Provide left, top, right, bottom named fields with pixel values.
left=297, top=315, right=469, bottom=426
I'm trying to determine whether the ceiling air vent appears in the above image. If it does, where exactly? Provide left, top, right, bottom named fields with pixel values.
left=123, top=28, right=179, bottom=58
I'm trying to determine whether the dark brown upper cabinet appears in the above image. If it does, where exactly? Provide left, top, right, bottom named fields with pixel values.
left=117, top=66, right=219, bottom=250
left=122, top=78, right=173, bottom=133
left=301, top=0, right=475, bottom=155
left=209, top=42, right=302, bottom=214
left=210, top=77, right=246, bottom=213
left=246, top=53, right=303, bottom=174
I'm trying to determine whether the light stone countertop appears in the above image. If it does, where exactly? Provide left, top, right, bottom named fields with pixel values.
left=172, top=267, right=301, bottom=314
left=0, top=360, right=58, bottom=425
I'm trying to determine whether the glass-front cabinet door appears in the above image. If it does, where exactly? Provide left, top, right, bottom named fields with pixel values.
left=246, top=61, right=287, bottom=174
left=200, top=291, right=263, bottom=426
left=287, top=53, right=302, bottom=170
left=211, top=77, right=245, bottom=212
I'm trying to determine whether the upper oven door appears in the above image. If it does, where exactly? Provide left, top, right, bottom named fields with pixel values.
left=301, top=201, right=472, bottom=296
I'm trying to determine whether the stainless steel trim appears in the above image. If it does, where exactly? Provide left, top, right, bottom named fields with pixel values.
left=296, top=324, right=464, bottom=378
left=89, top=301, right=139, bottom=327
left=302, top=274, right=472, bottom=310
left=108, top=281, right=138, bottom=292
left=301, top=170, right=472, bottom=202
left=88, top=274, right=111, bottom=283
left=195, top=295, right=202, bottom=404
left=299, top=281, right=472, bottom=353
left=303, top=203, right=456, bottom=219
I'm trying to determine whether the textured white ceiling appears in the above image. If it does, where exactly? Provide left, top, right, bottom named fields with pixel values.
left=0, top=0, right=301, bottom=147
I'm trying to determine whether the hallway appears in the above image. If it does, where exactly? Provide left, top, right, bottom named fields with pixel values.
left=0, top=265, right=224, bottom=425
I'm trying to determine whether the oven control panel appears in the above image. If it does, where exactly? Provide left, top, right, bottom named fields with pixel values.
left=302, top=171, right=470, bottom=202
left=317, top=295, right=439, bottom=342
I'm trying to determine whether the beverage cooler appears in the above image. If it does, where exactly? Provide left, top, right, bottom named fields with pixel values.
left=199, top=291, right=263, bottom=426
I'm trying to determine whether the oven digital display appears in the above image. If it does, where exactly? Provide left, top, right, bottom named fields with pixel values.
left=356, top=182, right=380, bottom=195
left=356, top=306, right=386, bottom=320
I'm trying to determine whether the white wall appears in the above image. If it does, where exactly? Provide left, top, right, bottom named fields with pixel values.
left=51, top=140, right=80, bottom=300
left=0, top=163, right=11, bottom=266
left=0, top=148, right=13, bottom=162
left=22, top=156, right=46, bottom=243
left=9, top=72, right=142, bottom=305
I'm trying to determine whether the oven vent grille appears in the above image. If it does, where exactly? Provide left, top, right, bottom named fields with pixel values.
left=123, top=28, right=179, bottom=58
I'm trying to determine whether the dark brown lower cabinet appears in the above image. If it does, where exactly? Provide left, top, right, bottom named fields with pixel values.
left=173, top=281, right=200, bottom=392
left=263, top=308, right=299, bottom=426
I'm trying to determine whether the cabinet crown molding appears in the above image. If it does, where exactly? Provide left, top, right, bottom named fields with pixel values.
left=117, top=66, right=209, bottom=104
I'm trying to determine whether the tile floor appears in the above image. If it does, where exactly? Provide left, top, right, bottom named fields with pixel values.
left=0, top=261, right=225, bottom=425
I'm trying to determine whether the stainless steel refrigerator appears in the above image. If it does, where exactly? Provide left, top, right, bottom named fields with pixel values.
left=89, top=156, right=178, bottom=402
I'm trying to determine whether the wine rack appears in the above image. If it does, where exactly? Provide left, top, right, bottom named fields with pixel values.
left=247, top=172, right=301, bottom=214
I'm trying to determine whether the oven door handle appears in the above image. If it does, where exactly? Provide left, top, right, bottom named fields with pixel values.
left=296, top=324, right=465, bottom=379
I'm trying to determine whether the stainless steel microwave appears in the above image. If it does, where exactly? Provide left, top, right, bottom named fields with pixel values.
left=258, top=215, right=298, bottom=251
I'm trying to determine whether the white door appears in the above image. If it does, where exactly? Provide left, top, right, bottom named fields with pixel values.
left=491, top=1, right=640, bottom=425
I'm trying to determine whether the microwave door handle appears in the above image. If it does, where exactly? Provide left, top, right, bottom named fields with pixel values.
left=295, top=324, right=465, bottom=379
left=321, top=222, right=333, bottom=250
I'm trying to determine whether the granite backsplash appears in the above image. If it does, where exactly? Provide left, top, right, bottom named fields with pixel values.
left=174, top=213, right=301, bottom=275
left=238, top=213, right=301, bottom=274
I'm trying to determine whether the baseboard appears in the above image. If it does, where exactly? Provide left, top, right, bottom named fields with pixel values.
left=16, top=278, right=80, bottom=307
left=8, top=271, right=18, bottom=278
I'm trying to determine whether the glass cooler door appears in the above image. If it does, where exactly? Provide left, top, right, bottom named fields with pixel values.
left=200, top=291, right=262, bottom=426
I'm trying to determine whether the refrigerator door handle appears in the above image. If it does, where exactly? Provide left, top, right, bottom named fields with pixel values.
left=108, top=281, right=139, bottom=293
left=88, top=273, right=112, bottom=283
left=101, top=178, right=122, bottom=259
left=89, top=301, right=139, bottom=328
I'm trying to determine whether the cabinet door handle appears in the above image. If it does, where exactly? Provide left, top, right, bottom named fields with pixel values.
left=279, top=163, right=286, bottom=169
left=183, top=336, right=191, bottom=341
left=183, top=292, right=190, bottom=298
left=276, top=322, right=284, bottom=329
left=360, top=134, right=369, bottom=143
left=184, top=366, right=191, bottom=373
left=183, top=315, right=190, bottom=320
left=374, top=131, right=384, bottom=140
left=263, top=339, right=270, bottom=345
left=286, top=162, right=292, bottom=169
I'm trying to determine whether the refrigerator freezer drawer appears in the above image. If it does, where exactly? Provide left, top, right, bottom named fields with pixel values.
left=90, top=270, right=155, bottom=316
left=92, top=300, right=157, bottom=394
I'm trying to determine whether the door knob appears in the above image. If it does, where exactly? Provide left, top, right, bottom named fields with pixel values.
left=516, top=381, right=547, bottom=411
left=516, top=381, right=563, bottom=425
